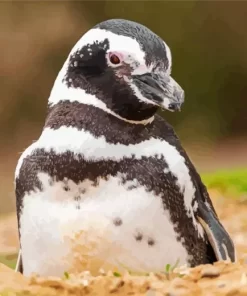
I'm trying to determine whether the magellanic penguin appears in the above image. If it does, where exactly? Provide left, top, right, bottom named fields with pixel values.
left=15, top=19, right=236, bottom=277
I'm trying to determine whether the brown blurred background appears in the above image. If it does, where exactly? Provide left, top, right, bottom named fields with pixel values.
left=1, top=1, right=247, bottom=214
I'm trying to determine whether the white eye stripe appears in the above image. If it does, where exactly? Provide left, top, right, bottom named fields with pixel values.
left=70, top=28, right=146, bottom=63
left=163, top=41, right=172, bottom=74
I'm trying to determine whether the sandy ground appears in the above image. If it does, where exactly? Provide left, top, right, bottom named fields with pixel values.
left=0, top=190, right=247, bottom=295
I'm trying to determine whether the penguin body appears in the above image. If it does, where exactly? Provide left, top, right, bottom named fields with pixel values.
left=15, top=19, right=235, bottom=276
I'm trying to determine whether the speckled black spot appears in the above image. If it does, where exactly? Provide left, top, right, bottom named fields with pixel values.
left=113, top=218, right=122, bottom=226
left=48, top=178, right=54, bottom=186
left=74, top=196, right=81, bottom=201
left=79, top=188, right=86, bottom=194
left=135, top=233, right=143, bottom=242
left=127, top=185, right=137, bottom=190
left=74, top=196, right=81, bottom=210
left=92, top=179, right=99, bottom=187
left=63, top=185, right=70, bottom=192
left=147, top=238, right=155, bottom=246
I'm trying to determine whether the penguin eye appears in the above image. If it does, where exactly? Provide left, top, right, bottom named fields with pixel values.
left=108, top=52, right=122, bottom=66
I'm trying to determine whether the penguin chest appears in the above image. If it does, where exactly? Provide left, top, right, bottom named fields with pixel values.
left=20, top=173, right=190, bottom=277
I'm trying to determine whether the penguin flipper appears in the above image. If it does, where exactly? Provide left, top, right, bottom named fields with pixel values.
left=159, top=119, right=236, bottom=262
left=15, top=250, right=23, bottom=273
left=197, top=200, right=236, bottom=262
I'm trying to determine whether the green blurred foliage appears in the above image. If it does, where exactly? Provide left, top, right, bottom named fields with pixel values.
left=0, top=254, right=17, bottom=270
left=202, top=168, right=247, bottom=197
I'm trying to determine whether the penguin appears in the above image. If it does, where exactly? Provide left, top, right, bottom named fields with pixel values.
left=15, top=19, right=236, bottom=277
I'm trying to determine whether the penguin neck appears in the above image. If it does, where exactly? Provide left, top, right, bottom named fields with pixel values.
left=48, top=81, right=155, bottom=126
left=44, top=100, right=159, bottom=147
left=45, top=100, right=155, bottom=131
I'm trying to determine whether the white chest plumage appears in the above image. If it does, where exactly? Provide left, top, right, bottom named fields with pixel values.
left=20, top=175, right=189, bottom=277
left=17, top=126, right=204, bottom=277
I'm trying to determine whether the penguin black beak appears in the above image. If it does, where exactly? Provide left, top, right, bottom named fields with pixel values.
left=132, top=73, right=185, bottom=112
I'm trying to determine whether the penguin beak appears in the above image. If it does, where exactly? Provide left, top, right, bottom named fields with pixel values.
left=132, top=73, right=185, bottom=111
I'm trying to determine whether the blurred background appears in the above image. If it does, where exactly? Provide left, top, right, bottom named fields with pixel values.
left=0, top=1, right=247, bottom=216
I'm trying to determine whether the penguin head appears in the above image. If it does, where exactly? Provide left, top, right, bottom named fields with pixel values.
left=49, top=19, right=184, bottom=124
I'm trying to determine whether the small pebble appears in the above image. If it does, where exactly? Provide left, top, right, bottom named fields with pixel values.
left=240, top=272, right=247, bottom=285
left=201, top=266, right=220, bottom=278
left=81, top=279, right=89, bottom=286
left=99, top=268, right=106, bottom=275
left=109, top=279, right=125, bottom=293
left=146, top=289, right=157, bottom=296
left=217, top=281, right=226, bottom=288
